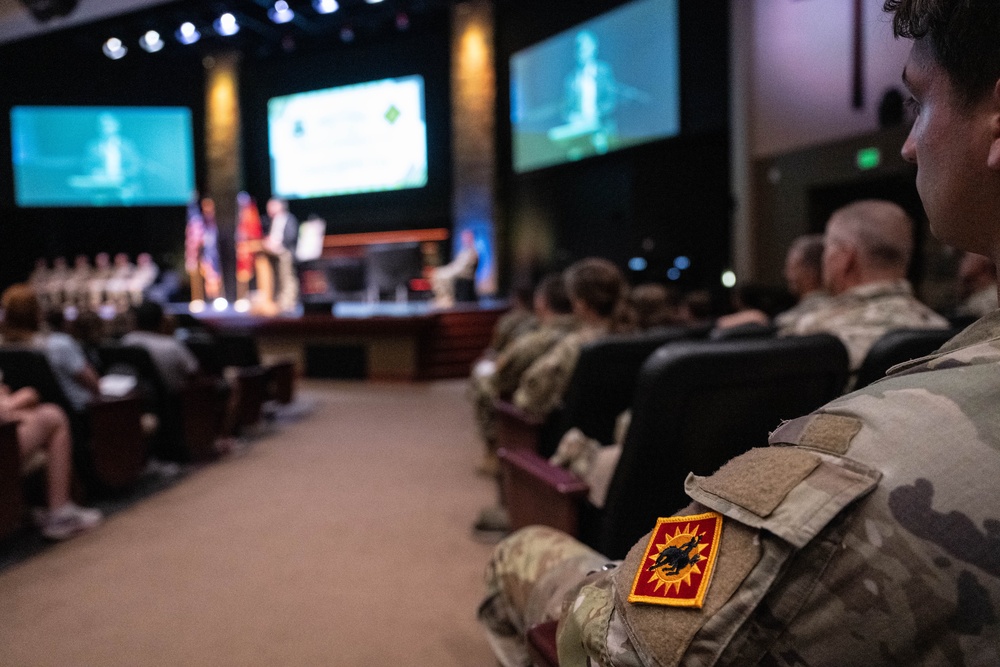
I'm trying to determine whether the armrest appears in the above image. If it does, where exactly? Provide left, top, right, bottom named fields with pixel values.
left=526, top=620, right=560, bottom=667
left=88, top=395, right=146, bottom=489
left=233, top=366, right=267, bottom=431
left=0, top=420, right=23, bottom=539
left=494, top=399, right=544, bottom=452
left=498, top=447, right=589, bottom=536
left=180, top=378, right=225, bottom=462
left=265, top=360, right=296, bottom=404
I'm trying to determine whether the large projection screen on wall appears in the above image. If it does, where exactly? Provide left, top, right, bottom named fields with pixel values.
left=10, top=106, right=196, bottom=207
left=510, top=0, right=680, bottom=174
left=268, top=75, right=428, bottom=199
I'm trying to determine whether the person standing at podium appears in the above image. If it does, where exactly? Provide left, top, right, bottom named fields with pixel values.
left=264, top=197, right=299, bottom=313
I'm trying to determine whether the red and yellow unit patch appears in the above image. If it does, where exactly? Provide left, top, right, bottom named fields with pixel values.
left=627, top=512, right=723, bottom=608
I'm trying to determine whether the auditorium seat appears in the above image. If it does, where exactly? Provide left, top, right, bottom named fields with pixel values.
left=0, top=421, right=23, bottom=540
left=493, top=324, right=709, bottom=458
left=500, top=334, right=850, bottom=560
left=97, top=343, right=223, bottom=462
left=854, top=327, right=957, bottom=389
left=0, top=347, right=145, bottom=492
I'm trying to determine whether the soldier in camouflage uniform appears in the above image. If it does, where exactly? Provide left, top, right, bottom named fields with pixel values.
left=478, top=0, right=1000, bottom=663
left=512, top=258, right=630, bottom=422
left=470, top=274, right=576, bottom=458
left=782, top=199, right=949, bottom=372
left=772, top=234, right=830, bottom=330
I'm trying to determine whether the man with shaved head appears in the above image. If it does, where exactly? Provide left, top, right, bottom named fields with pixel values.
left=479, top=1, right=1000, bottom=664
left=784, top=199, right=948, bottom=371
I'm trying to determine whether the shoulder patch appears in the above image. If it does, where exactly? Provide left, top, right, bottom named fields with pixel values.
left=698, top=447, right=820, bottom=517
left=769, top=413, right=862, bottom=455
left=627, top=512, right=723, bottom=608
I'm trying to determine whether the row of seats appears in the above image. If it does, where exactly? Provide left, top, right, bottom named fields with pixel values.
left=0, top=332, right=295, bottom=541
left=493, top=324, right=957, bottom=562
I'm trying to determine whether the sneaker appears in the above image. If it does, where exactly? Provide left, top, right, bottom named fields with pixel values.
left=41, top=503, right=103, bottom=541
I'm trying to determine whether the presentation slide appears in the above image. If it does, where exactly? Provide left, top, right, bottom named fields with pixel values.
left=268, top=75, right=428, bottom=199
left=510, top=0, right=680, bottom=173
left=10, top=106, right=196, bottom=207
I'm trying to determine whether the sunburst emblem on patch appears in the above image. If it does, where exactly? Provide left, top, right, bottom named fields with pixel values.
left=628, top=512, right=723, bottom=608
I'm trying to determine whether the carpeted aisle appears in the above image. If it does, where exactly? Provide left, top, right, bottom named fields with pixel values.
left=0, top=379, right=499, bottom=666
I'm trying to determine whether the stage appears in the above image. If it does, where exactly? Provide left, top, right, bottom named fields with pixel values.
left=171, top=299, right=507, bottom=381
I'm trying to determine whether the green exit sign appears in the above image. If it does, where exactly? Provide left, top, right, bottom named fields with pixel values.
left=856, top=147, right=881, bottom=171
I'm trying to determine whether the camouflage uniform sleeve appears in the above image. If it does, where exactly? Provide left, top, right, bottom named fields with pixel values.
left=512, top=334, right=583, bottom=420
left=494, top=329, right=557, bottom=397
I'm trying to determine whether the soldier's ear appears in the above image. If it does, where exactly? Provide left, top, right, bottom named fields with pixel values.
left=987, top=78, right=1000, bottom=171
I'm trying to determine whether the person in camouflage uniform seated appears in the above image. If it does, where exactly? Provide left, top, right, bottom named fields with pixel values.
left=772, top=234, right=830, bottom=330
left=782, top=199, right=949, bottom=373
left=470, top=273, right=577, bottom=472
left=512, top=258, right=631, bottom=422
left=478, top=0, right=1000, bottom=663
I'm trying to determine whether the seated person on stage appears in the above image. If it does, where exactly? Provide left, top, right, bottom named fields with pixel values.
left=0, top=385, right=102, bottom=540
left=127, top=253, right=159, bottom=307
left=955, top=251, right=998, bottom=318
left=512, top=257, right=631, bottom=421
left=431, top=229, right=479, bottom=308
left=122, top=301, right=200, bottom=393
left=263, top=197, right=300, bottom=313
left=478, top=2, right=1000, bottom=663
left=1, top=284, right=102, bottom=413
left=471, top=273, right=577, bottom=474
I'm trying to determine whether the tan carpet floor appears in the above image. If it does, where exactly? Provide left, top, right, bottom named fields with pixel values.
left=0, top=379, right=498, bottom=666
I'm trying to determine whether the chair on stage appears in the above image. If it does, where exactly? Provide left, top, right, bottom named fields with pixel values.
left=499, top=334, right=850, bottom=561
left=493, top=324, right=710, bottom=459
left=0, top=348, right=145, bottom=493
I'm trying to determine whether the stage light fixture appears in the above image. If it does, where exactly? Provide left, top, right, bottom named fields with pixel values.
left=102, top=37, right=127, bottom=59
left=234, top=299, right=251, bottom=313
left=268, top=0, right=295, bottom=23
left=139, top=30, right=164, bottom=53
left=176, top=21, right=201, bottom=45
left=312, top=0, right=338, bottom=14
left=189, top=299, right=206, bottom=313
left=212, top=297, right=229, bottom=311
left=339, top=24, right=354, bottom=42
left=214, top=12, right=240, bottom=36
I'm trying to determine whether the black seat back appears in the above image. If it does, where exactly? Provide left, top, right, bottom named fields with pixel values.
left=595, top=334, right=849, bottom=558
left=854, top=327, right=956, bottom=389
left=552, top=325, right=709, bottom=451
left=0, top=347, right=77, bottom=417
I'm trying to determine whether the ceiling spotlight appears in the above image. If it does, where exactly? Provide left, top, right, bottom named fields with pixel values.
left=139, top=30, right=164, bottom=53
left=365, top=0, right=384, bottom=4
left=102, top=37, right=127, bottom=60
left=339, top=24, right=354, bottom=42
left=214, top=12, right=240, bottom=36
left=176, top=21, right=201, bottom=45
left=268, top=1, right=295, bottom=24
left=312, top=0, right=338, bottom=14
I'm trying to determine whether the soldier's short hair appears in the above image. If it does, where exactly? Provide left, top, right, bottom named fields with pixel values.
left=829, top=200, right=914, bottom=271
left=536, top=273, right=572, bottom=315
left=789, top=234, right=825, bottom=276
left=885, top=0, right=1000, bottom=109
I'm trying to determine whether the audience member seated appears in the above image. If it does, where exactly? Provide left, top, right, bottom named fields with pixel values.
left=486, top=283, right=539, bottom=359
left=122, top=302, right=200, bottom=393
left=471, top=273, right=576, bottom=475
left=0, top=384, right=101, bottom=540
left=717, top=234, right=829, bottom=332
left=782, top=199, right=949, bottom=373
left=512, top=257, right=630, bottom=421
left=1, top=284, right=102, bottom=413
left=477, top=2, right=1000, bottom=662
left=955, top=250, right=998, bottom=318
left=623, top=282, right=681, bottom=330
